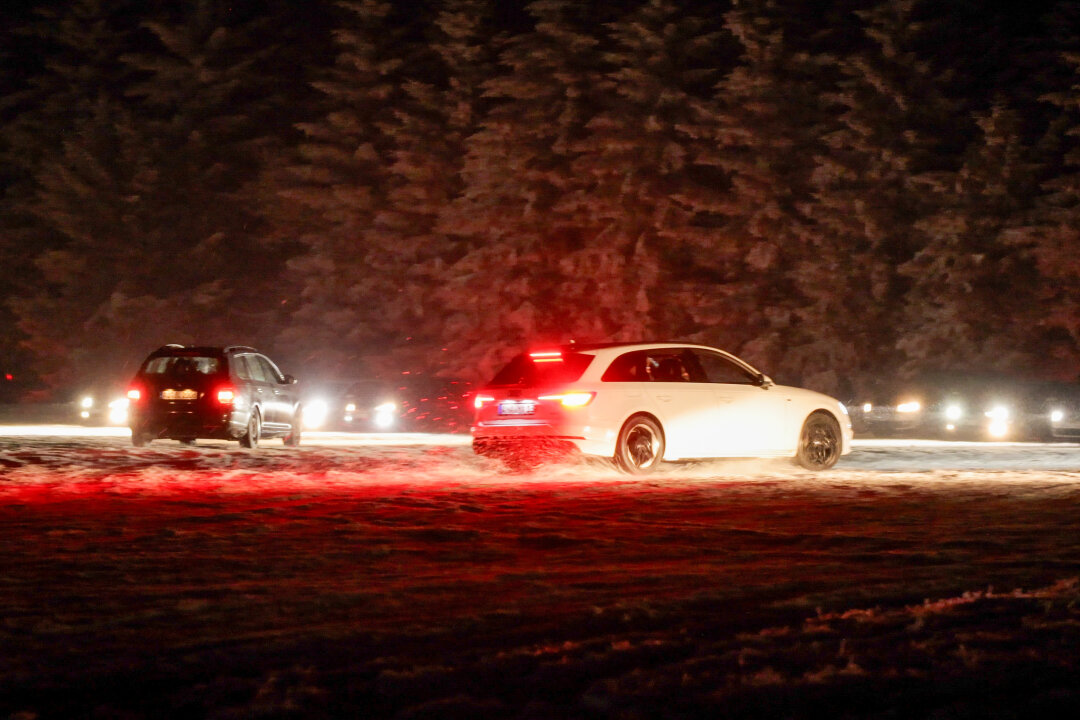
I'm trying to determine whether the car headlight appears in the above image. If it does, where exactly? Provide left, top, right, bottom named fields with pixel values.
left=304, top=398, right=329, bottom=429
left=861, top=402, right=872, bottom=413
left=897, top=400, right=922, bottom=414
left=1050, top=409, right=1065, bottom=423
left=80, top=396, right=95, bottom=409
left=107, top=398, right=129, bottom=424
left=984, top=405, right=1010, bottom=421
left=944, top=404, right=964, bottom=421
left=373, top=402, right=396, bottom=429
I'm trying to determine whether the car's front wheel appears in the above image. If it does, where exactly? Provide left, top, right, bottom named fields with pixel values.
left=131, top=430, right=149, bottom=447
left=796, top=412, right=842, bottom=469
left=615, top=415, right=664, bottom=474
left=239, top=409, right=261, bottom=449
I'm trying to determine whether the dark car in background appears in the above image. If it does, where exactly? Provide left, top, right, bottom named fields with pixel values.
left=302, top=375, right=473, bottom=433
left=850, top=372, right=1080, bottom=441
left=127, top=345, right=301, bottom=448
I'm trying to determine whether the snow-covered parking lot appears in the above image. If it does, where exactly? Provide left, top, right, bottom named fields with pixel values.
left=2, top=428, right=1080, bottom=718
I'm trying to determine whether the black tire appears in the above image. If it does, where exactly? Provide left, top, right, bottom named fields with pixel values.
left=131, top=431, right=149, bottom=447
left=283, top=406, right=302, bottom=447
left=179, top=438, right=196, bottom=446
left=614, top=415, right=665, bottom=474
left=796, top=412, right=842, bottom=470
left=239, top=409, right=261, bottom=449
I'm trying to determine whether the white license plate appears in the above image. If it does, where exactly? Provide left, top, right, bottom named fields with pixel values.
left=161, top=388, right=198, bottom=400
left=498, top=401, right=536, bottom=416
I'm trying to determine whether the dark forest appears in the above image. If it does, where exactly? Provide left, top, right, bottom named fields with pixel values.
left=2, top=0, right=1078, bottom=401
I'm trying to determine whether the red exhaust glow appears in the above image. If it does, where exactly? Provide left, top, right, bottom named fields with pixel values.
left=537, top=392, right=595, bottom=407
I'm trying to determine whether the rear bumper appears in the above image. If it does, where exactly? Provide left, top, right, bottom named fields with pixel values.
left=472, top=421, right=617, bottom=458
left=131, top=408, right=244, bottom=440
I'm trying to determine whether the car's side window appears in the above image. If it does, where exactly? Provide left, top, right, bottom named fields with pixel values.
left=257, top=356, right=285, bottom=384
left=233, top=355, right=253, bottom=381
left=602, top=349, right=708, bottom=382
left=243, top=355, right=272, bottom=383
left=694, top=350, right=759, bottom=385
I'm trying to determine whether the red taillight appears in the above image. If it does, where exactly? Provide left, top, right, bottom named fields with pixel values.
left=217, top=388, right=236, bottom=404
left=529, top=350, right=563, bottom=363
left=474, top=394, right=495, bottom=410
left=127, top=388, right=142, bottom=401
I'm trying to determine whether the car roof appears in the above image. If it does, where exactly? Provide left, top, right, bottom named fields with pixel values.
left=147, top=344, right=260, bottom=358
left=526, top=342, right=765, bottom=378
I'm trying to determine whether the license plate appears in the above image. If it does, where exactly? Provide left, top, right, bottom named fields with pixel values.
left=161, top=388, right=198, bottom=400
left=498, top=400, right=536, bottom=416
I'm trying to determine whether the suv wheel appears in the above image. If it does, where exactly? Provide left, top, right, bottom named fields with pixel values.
left=240, top=409, right=261, bottom=449
left=283, top=406, right=302, bottom=447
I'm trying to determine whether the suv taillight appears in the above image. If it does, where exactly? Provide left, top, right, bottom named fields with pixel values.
left=127, top=387, right=142, bottom=402
left=217, top=387, right=236, bottom=404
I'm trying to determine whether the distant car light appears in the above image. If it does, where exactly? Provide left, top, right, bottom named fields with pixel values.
left=107, top=398, right=129, bottom=424
left=304, top=399, right=329, bottom=429
left=897, top=400, right=921, bottom=414
left=81, top=396, right=95, bottom=409
left=985, top=405, right=1010, bottom=421
left=1050, top=409, right=1065, bottom=423
left=945, top=404, right=963, bottom=421
left=988, top=419, right=1009, bottom=438
left=862, top=402, right=872, bottom=413
left=345, top=402, right=356, bottom=413
left=373, top=401, right=396, bottom=429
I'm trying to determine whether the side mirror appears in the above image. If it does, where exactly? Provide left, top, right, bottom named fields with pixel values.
left=283, top=374, right=298, bottom=385
left=759, top=374, right=774, bottom=389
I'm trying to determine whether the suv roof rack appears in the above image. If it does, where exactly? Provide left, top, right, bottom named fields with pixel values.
left=223, top=345, right=259, bottom=354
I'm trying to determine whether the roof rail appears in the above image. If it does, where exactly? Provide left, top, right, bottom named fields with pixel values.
left=223, top=345, right=259, bottom=354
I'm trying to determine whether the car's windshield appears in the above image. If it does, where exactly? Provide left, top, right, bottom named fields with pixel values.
left=488, top=351, right=593, bottom=387
left=142, top=355, right=221, bottom=375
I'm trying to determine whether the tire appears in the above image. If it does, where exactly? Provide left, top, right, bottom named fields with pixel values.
left=614, top=415, right=665, bottom=474
left=796, top=412, right=842, bottom=470
left=283, top=406, right=302, bottom=447
left=132, top=431, right=149, bottom=447
left=239, top=409, right=261, bottom=449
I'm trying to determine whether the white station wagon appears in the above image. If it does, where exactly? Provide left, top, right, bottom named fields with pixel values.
left=472, top=342, right=853, bottom=472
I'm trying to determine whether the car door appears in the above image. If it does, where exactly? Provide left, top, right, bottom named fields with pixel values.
left=692, top=349, right=788, bottom=454
left=238, top=354, right=276, bottom=427
left=254, top=354, right=292, bottom=430
left=639, top=349, right=725, bottom=459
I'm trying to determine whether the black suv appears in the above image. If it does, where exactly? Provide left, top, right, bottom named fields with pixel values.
left=127, top=345, right=301, bottom=448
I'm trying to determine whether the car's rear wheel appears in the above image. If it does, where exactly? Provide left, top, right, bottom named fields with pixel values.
left=615, top=415, right=664, bottom=474
left=240, top=409, right=261, bottom=449
left=283, top=406, right=301, bottom=447
left=796, top=412, right=841, bottom=469
left=131, top=431, right=149, bottom=447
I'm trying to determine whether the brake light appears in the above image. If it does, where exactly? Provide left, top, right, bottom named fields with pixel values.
left=126, top=388, right=142, bottom=401
left=474, top=394, right=495, bottom=409
left=538, top=391, right=595, bottom=407
left=529, top=350, right=563, bottom=363
left=217, top=388, right=236, bottom=404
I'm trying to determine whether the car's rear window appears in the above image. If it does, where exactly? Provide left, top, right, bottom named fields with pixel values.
left=488, top=352, right=594, bottom=387
left=142, top=355, right=221, bottom=375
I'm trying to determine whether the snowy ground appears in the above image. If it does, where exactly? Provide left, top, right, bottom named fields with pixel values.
left=2, top=426, right=1079, bottom=718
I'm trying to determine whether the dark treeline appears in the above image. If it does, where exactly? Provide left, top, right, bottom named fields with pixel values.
left=1, top=0, right=1078, bottom=401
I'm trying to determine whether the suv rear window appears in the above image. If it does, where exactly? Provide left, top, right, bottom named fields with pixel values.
left=488, top=352, right=593, bottom=387
left=143, top=355, right=221, bottom=375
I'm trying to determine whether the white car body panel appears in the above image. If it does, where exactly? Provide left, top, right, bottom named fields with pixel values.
left=473, top=343, right=853, bottom=463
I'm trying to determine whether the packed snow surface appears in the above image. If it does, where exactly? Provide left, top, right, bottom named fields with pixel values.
left=2, top=427, right=1079, bottom=718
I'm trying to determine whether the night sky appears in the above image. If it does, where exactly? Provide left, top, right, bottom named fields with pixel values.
left=1, top=0, right=1078, bottom=402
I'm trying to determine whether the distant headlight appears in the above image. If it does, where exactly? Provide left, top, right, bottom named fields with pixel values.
left=305, top=398, right=329, bottom=429
left=80, top=396, right=95, bottom=409
left=345, top=402, right=357, bottom=413
left=897, top=400, right=922, bottom=414
left=107, top=397, right=129, bottom=425
left=373, top=401, right=396, bottom=429
left=944, top=404, right=964, bottom=421
left=1050, top=409, right=1065, bottom=423
left=861, top=402, right=872, bottom=413
left=985, top=405, right=1010, bottom=438
left=985, top=405, right=1010, bottom=421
